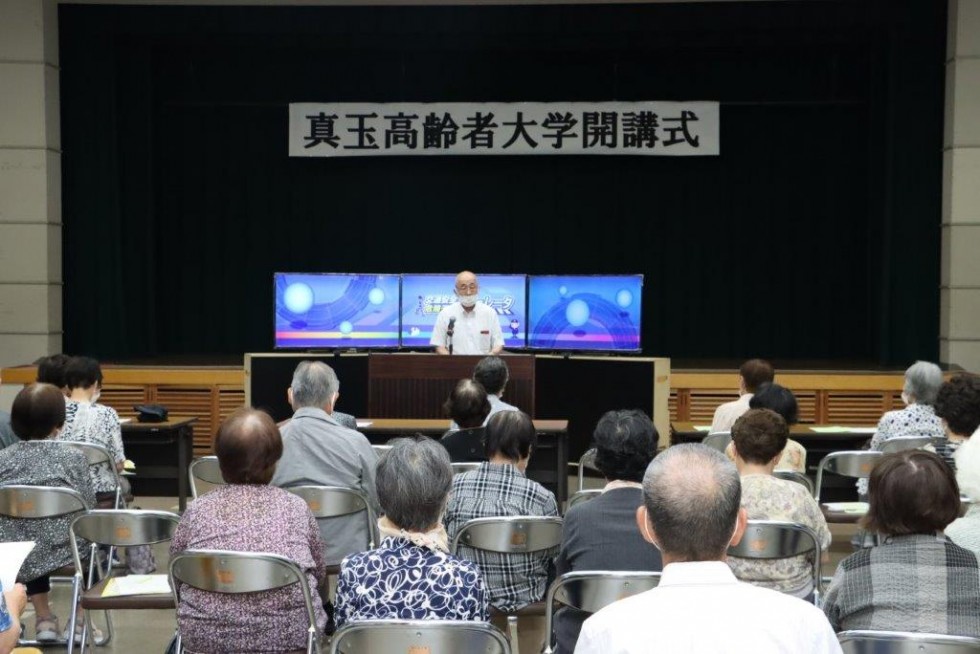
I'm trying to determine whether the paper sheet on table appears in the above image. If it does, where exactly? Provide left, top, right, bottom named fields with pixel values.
left=693, top=426, right=712, bottom=432
left=0, top=542, right=35, bottom=591
left=356, top=421, right=373, bottom=428
left=101, top=574, right=171, bottom=597
left=809, top=426, right=875, bottom=434
left=823, top=502, right=870, bottom=514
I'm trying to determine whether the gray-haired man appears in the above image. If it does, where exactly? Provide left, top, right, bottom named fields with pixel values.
left=271, top=361, right=380, bottom=566
left=575, top=443, right=841, bottom=654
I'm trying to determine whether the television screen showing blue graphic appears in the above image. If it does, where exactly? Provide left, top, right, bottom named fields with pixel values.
left=527, top=275, right=643, bottom=351
left=400, top=274, right=528, bottom=348
left=274, top=273, right=401, bottom=349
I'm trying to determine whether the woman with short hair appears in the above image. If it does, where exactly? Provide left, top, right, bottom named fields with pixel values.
left=728, top=409, right=831, bottom=598
left=444, top=410, right=560, bottom=611
left=0, top=383, right=95, bottom=642
left=334, top=437, right=488, bottom=625
left=823, top=450, right=980, bottom=636
left=553, top=409, right=662, bottom=653
left=170, top=408, right=327, bottom=653
left=725, top=383, right=807, bottom=473
left=440, top=378, right=491, bottom=461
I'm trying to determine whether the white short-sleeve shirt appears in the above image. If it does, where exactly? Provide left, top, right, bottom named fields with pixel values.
left=575, top=561, right=842, bottom=654
left=430, top=302, right=503, bottom=355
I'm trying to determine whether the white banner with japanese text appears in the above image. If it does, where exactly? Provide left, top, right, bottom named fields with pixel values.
left=288, top=102, right=718, bottom=157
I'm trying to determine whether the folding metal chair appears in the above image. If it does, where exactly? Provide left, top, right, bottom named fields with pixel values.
left=69, top=509, right=181, bottom=653
left=283, top=485, right=379, bottom=574
left=773, top=470, right=815, bottom=495
left=329, top=619, right=511, bottom=654
left=814, top=451, right=884, bottom=501
left=879, top=436, right=935, bottom=454
left=566, top=489, right=602, bottom=511
left=188, top=456, right=225, bottom=499
left=169, top=549, right=322, bottom=654
left=452, top=516, right=563, bottom=654
left=577, top=449, right=599, bottom=491
left=837, top=630, right=980, bottom=653
left=0, top=485, right=91, bottom=654
left=726, top=519, right=822, bottom=605
left=542, top=570, right=661, bottom=654
left=702, top=431, right=732, bottom=453
left=371, top=444, right=393, bottom=457
left=451, top=461, right=482, bottom=475
left=34, top=441, right=125, bottom=509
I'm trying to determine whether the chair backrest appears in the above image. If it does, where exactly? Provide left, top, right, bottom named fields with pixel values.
left=879, top=436, right=934, bottom=454
left=70, top=509, right=180, bottom=574
left=577, top=448, right=598, bottom=491
left=727, top=520, right=821, bottom=601
left=189, top=456, right=226, bottom=498
left=837, top=630, right=980, bottom=653
left=814, top=451, right=884, bottom=500
left=451, top=516, right=563, bottom=555
left=284, top=485, right=379, bottom=549
left=329, top=620, right=511, bottom=654
left=702, top=431, right=732, bottom=452
left=451, top=462, right=482, bottom=476
left=169, top=549, right=321, bottom=654
left=567, top=489, right=602, bottom=510
left=0, top=484, right=90, bottom=519
left=773, top=470, right=815, bottom=495
left=542, top=571, right=661, bottom=654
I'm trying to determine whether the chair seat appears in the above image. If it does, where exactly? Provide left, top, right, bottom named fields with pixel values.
left=80, top=576, right=175, bottom=611
left=490, top=601, right=548, bottom=618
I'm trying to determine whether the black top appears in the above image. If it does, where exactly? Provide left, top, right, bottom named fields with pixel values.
left=439, top=427, right=487, bottom=462
left=553, top=487, right=663, bottom=653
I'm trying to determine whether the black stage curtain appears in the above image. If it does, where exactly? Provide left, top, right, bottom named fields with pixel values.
left=60, top=1, right=945, bottom=365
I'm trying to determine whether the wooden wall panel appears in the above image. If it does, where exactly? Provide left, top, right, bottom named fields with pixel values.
left=823, top=392, right=891, bottom=425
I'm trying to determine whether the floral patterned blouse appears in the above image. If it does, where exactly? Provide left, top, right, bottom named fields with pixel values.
left=727, top=474, right=832, bottom=595
left=170, top=484, right=327, bottom=653
left=335, top=536, right=488, bottom=627
left=859, top=403, right=947, bottom=495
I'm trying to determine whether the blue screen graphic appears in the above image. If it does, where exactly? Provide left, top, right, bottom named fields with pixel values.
left=400, top=274, right=527, bottom=348
left=274, top=273, right=400, bottom=348
left=527, top=275, right=643, bottom=351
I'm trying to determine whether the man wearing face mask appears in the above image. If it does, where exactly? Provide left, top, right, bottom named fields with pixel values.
left=430, top=270, right=504, bottom=355
left=575, top=443, right=841, bottom=654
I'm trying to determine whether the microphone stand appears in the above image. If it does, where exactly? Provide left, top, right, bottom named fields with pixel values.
left=447, top=318, right=455, bottom=355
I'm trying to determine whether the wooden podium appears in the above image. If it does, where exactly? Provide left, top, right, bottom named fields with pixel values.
left=367, top=353, right=535, bottom=418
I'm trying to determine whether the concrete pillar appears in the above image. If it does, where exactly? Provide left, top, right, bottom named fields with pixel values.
left=0, top=0, right=62, bottom=373
left=941, top=0, right=980, bottom=372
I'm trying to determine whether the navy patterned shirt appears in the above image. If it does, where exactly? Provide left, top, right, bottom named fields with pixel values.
left=444, top=462, right=560, bottom=611
left=334, top=537, right=488, bottom=627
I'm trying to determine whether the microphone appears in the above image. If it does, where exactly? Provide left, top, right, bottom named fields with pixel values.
left=447, top=317, right=456, bottom=336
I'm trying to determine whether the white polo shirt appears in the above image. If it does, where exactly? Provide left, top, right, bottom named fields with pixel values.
left=575, top=561, right=841, bottom=654
left=429, top=301, right=503, bottom=355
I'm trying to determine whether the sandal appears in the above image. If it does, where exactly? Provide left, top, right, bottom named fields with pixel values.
left=65, top=620, right=105, bottom=645
left=34, top=614, right=59, bottom=642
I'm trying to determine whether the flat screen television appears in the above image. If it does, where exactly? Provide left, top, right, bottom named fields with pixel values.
left=527, top=274, right=643, bottom=352
left=400, top=273, right=528, bottom=349
left=273, top=273, right=401, bottom=349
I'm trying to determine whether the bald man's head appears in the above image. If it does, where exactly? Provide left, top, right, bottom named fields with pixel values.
left=214, top=408, right=283, bottom=484
left=641, top=444, right=742, bottom=561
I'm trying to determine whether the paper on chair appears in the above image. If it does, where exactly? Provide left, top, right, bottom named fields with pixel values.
left=0, top=542, right=35, bottom=591
left=101, top=574, right=171, bottom=597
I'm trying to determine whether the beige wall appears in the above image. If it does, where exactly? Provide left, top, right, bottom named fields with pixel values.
left=941, top=0, right=980, bottom=372
left=0, top=0, right=61, bottom=380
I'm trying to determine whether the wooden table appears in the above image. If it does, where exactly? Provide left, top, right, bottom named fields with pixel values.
left=358, top=418, right=569, bottom=505
left=671, top=421, right=874, bottom=502
left=122, top=416, right=197, bottom=512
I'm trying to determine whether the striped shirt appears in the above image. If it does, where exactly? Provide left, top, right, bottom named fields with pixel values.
left=823, top=533, right=980, bottom=636
left=444, top=462, right=559, bottom=611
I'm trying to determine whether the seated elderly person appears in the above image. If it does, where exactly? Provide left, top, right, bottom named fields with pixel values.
left=823, top=450, right=980, bottom=636
left=444, top=410, right=559, bottom=611
left=170, top=408, right=327, bottom=653
left=57, top=356, right=127, bottom=503
left=334, top=438, right=488, bottom=625
left=728, top=409, right=831, bottom=598
left=725, top=383, right=806, bottom=473
left=0, top=383, right=95, bottom=643
left=440, top=379, right=491, bottom=461
left=554, top=410, right=662, bottom=654
left=934, top=373, right=980, bottom=469
left=948, top=435, right=980, bottom=554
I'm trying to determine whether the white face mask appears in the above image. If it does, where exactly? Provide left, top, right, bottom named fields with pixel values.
left=90, top=390, right=101, bottom=404
left=458, top=293, right=478, bottom=308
